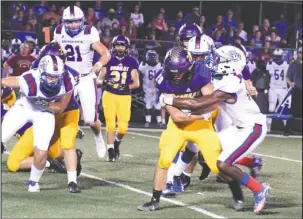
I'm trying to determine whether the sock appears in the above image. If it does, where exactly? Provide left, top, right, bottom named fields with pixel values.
left=162, top=118, right=166, bottom=124
left=29, top=163, right=45, bottom=183
left=182, top=171, right=191, bottom=177
left=166, top=163, right=176, bottom=183
left=152, top=189, right=162, bottom=202
left=239, top=172, right=262, bottom=193
left=283, top=120, right=287, bottom=127
left=236, top=157, right=254, bottom=167
left=228, top=180, right=244, bottom=201
left=45, top=160, right=50, bottom=168
left=266, top=118, right=272, bottom=129
left=175, top=154, right=191, bottom=176
left=156, top=116, right=161, bottom=124
left=146, top=115, right=151, bottom=123
left=67, top=171, right=77, bottom=184
left=107, top=144, right=114, bottom=149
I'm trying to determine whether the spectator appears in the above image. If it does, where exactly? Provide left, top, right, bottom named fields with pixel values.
left=126, top=19, right=138, bottom=39
left=115, top=2, right=125, bottom=21
left=112, top=22, right=120, bottom=36
left=254, top=30, right=263, bottom=48
left=146, top=17, right=161, bottom=39
left=213, top=30, right=225, bottom=48
left=24, top=23, right=34, bottom=32
left=11, top=10, right=25, bottom=30
left=249, top=24, right=259, bottom=41
left=279, top=38, right=292, bottom=62
left=94, top=20, right=103, bottom=35
left=274, top=13, right=289, bottom=38
left=259, top=40, right=272, bottom=62
left=26, top=8, right=37, bottom=29
left=163, top=24, right=176, bottom=42
left=33, top=1, right=49, bottom=18
left=42, top=8, right=60, bottom=25
left=265, top=30, right=281, bottom=48
left=172, top=11, right=184, bottom=32
left=11, top=5, right=21, bottom=19
left=212, top=15, right=226, bottom=37
left=57, top=6, right=65, bottom=20
left=101, top=28, right=112, bottom=49
left=1, top=39, right=11, bottom=63
left=159, top=8, right=168, bottom=21
left=184, top=6, right=200, bottom=25
left=148, top=13, right=168, bottom=33
left=49, top=18, right=58, bottom=32
left=261, top=18, right=271, bottom=38
left=86, top=7, right=97, bottom=24
left=94, top=1, right=107, bottom=21
left=145, top=30, right=162, bottom=52
left=75, top=1, right=81, bottom=8
left=224, top=9, right=237, bottom=31
left=286, top=47, right=302, bottom=135
left=129, top=42, right=139, bottom=59
left=3, top=42, right=36, bottom=77
left=199, top=15, right=208, bottom=34
left=101, top=9, right=120, bottom=30
left=9, top=1, right=28, bottom=16
left=130, top=4, right=144, bottom=28
left=236, top=21, right=247, bottom=42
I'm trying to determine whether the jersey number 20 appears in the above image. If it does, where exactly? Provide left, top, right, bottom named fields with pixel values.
left=274, top=69, right=284, bottom=81
left=65, top=45, right=83, bottom=62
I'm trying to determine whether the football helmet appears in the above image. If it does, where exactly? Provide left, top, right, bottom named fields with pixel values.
left=145, top=50, right=159, bottom=67
left=214, top=45, right=246, bottom=75
left=187, top=34, right=215, bottom=63
left=111, top=35, right=130, bottom=58
left=39, top=42, right=66, bottom=63
left=177, top=23, right=202, bottom=48
left=62, top=6, right=85, bottom=37
left=272, top=48, right=283, bottom=63
left=38, top=55, right=65, bottom=97
left=163, top=46, right=194, bottom=84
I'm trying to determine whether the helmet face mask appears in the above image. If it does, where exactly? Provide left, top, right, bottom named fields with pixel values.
left=146, top=50, right=159, bottom=67
left=62, top=6, right=85, bottom=37
left=112, top=35, right=130, bottom=58
left=273, top=49, right=283, bottom=63
left=177, top=23, right=202, bottom=47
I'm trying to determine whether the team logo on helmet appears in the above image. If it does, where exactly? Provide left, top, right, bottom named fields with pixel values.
left=227, top=50, right=241, bottom=62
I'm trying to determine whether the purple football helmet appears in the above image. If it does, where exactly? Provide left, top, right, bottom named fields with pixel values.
left=164, top=46, right=194, bottom=84
left=112, top=35, right=130, bottom=58
left=177, top=23, right=202, bottom=47
left=39, top=42, right=66, bottom=63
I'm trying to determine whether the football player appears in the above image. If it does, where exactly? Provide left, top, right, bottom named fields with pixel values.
left=1, top=69, right=17, bottom=107
left=266, top=48, right=290, bottom=133
left=139, top=50, right=164, bottom=128
left=160, top=45, right=271, bottom=214
left=98, top=35, right=140, bottom=162
left=2, top=55, right=78, bottom=193
left=137, top=46, right=222, bottom=211
left=177, top=23, right=202, bottom=48
left=54, top=5, right=111, bottom=158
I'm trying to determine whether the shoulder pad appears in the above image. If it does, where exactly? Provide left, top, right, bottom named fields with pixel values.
left=84, top=25, right=93, bottom=35
left=55, top=24, right=63, bottom=34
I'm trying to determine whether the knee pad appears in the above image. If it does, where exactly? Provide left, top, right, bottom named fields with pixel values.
left=118, top=121, right=128, bottom=135
left=106, top=119, right=116, bottom=132
left=158, top=155, right=173, bottom=170
left=7, top=156, right=20, bottom=172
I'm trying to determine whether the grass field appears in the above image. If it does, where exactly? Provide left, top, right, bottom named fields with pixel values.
left=2, top=128, right=302, bottom=219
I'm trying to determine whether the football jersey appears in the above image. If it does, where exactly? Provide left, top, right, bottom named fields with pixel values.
left=266, top=60, right=289, bottom=88
left=18, top=69, right=75, bottom=112
left=105, top=55, right=139, bottom=95
left=1, top=48, right=11, bottom=62
left=247, top=61, right=256, bottom=74
left=139, top=62, right=163, bottom=91
left=213, top=74, right=266, bottom=127
left=53, top=24, right=100, bottom=76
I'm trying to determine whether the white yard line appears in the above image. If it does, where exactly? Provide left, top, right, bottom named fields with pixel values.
left=80, top=172, right=227, bottom=219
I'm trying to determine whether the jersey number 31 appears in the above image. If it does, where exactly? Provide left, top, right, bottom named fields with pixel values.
left=65, top=45, right=83, bottom=62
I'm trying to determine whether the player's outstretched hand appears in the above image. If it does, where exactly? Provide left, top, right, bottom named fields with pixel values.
left=92, top=62, right=103, bottom=75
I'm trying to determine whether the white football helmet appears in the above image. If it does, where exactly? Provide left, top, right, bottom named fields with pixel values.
left=215, top=45, right=247, bottom=75
left=187, top=34, right=214, bottom=55
left=273, top=48, right=283, bottom=56
left=62, top=6, right=85, bottom=36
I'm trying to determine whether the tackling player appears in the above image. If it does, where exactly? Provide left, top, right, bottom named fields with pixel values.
left=54, top=5, right=111, bottom=158
left=139, top=50, right=165, bottom=128
left=98, top=35, right=140, bottom=162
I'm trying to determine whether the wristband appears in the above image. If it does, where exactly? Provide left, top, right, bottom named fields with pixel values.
left=163, top=96, right=173, bottom=105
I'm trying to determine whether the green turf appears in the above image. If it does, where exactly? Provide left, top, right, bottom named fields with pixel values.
left=2, top=131, right=302, bottom=218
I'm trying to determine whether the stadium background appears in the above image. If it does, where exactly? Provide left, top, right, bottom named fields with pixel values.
left=1, top=1, right=302, bottom=133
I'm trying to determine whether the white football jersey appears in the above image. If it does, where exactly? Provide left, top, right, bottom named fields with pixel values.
left=213, top=74, right=266, bottom=127
left=266, top=61, right=289, bottom=89
left=18, top=69, right=75, bottom=111
left=53, top=24, right=100, bottom=76
left=1, top=48, right=11, bottom=62
left=139, top=62, right=163, bottom=92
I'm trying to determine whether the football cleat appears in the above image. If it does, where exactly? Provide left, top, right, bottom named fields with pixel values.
left=144, top=122, right=150, bottom=128
left=114, top=140, right=121, bottom=160
left=48, top=158, right=67, bottom=174
left=232, top=199, right=244, bottom=211
left=250, top=156, right=264, bottom=178
left=137, top=198, right=160, bottom=211
left=173, top=175, right=184, bottom=193
left=68, top=181, right=81, bottom=193
left=180, top=173, right=191, bottom=188
left=162, top=182, right=176, bottom=197
left=76, top=149, right=83, bottom=176
left=76, top=128, right=85, bottom=139
left=25, top=180, right=40, bottom=192
left=94, top=134, right=106, bottom=158
left=158, top=122, right=166, bottom=129
left=253, top=183, right=271, bottom=214
left=1, top=142, right=7, bottom=154
left=106, top=148, right=115, bottom=162
left=199, top=162, right=211, bottom=181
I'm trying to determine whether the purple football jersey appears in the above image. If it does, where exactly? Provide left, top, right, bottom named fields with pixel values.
left=105, top=55, right=139, bottom=95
